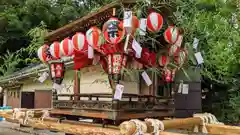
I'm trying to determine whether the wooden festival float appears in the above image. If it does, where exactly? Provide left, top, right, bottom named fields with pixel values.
left=0, top=0, right=240, bottom=135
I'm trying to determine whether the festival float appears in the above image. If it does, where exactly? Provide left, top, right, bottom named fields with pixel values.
left=0, top=0, right=239, bottom=135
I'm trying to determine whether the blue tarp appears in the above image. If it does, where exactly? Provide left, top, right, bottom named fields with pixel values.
left=0, top=106, right=12, bottom=121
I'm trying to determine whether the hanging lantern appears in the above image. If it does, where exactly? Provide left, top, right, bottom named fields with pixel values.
left=103, top=17, right=125, bottom=44
left=158, top=55, right=170, bottom=67
left=37, top=44, right=52, bottom=62
left=168, top=44, right=180, bottom=57
left=60, top=38, right=74, bottom=56
left=86, top=27, right=104, bottom=50
left=164, top=26, right=179, bottom=44
left=107, top=53, right=127, bottom=83
left=72, top=32, right=88, bottom=52
left=147, top=12, right=163, bottom=33
left=49, top=60, right=65, bottom=85
left=49, top=41, right=61, bottom=59
left=174, top=49, right=188, bottom=66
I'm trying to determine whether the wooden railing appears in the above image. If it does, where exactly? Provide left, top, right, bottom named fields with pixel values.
left=53, top=93, right=174, bottom=112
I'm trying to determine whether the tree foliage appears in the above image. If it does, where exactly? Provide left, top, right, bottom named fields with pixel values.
left=173, top=0, right=240, bottom=123
left=0, top=0, right=114, bottom=75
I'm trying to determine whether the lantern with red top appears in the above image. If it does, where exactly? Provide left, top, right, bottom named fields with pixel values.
left=102, top=17, right=126, bottom=84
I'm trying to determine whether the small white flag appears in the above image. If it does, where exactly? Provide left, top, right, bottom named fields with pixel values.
left=132, top=39, right=142, bottom=58
left=88, top=45, right=94, bottom=59
left=38, top=72, right=49, bottom=83
left=141, top=71, right=152, bottom=86
left=114, top=84, right=124, bottom=100
left=182, top=84, right=189, bottom=94
left=178, top=82, right=183, bottom=93
left=195, top=52, right=204, bottom=64
left=123, top=11, right=132, bottom=28
left=175, top=35, right=183, bottom=47
left=93, top=55, right=100, bottom=65
left=139, top=18, right=147, bottom=36
left=53, top=83, right=63, bottom=91
left=193, top=38, right=199, bottom=49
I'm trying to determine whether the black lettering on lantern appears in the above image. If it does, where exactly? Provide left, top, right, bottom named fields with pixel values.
left=107, top=22, right=119, bottom=39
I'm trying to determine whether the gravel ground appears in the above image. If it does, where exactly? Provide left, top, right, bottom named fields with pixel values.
left=0, top=121, right=65, bottom=135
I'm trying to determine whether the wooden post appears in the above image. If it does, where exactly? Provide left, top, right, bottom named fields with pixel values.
left=74, top=70, right=80, bottom=101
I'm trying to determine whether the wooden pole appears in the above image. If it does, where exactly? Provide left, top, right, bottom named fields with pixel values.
left=74, top=70, right=80, bottom=101
left=0, top=111, right=187, bottom=135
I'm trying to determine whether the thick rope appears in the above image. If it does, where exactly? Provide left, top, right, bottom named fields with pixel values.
left=193, top=114, right=208, bottom=134
left=130, top=119, right=147, bottom=135
left=144, top=118, right=164, bottom=135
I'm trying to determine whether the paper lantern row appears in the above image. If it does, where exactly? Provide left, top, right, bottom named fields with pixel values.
left=37, top=13, right=180, bottom=62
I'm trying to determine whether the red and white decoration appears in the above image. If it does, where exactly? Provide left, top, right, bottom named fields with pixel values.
left=72, top=32, right=87, bottom=52
left=168, top=44, right=180, bottom=57
left=147, top=12, right=163, bottom=33
left=86, top=27, right=104, bottom=50
left=164, top=68, right=172, bottom=82
left=102, top=17, right=124, bottom=44
left=37, top=44, right=50, bottom=62
left=175, top=49, right=188, bottom=66
left=164, top=26, right=180, bottom=44
left=49, top=41, right=61, bottom=58
left=158, top=55, right=170, bottom=67
left=60, top=38, right=74, bottom=56
left=107, top=54, right=127, bottom=74
left=163, top=68, right=177, bottom=82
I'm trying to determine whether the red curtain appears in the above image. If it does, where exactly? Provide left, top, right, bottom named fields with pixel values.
left=73, top=50, right=93, bottom=70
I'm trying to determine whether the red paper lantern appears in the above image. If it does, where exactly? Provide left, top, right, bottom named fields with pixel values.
left=147, top=12, right=163, bottom=33
left=60, top=38, right=74, bottom=56
left=86, top=27, right=104, bottom=50
left=168, top=44, right=180, bottom=57
left=158, top=55, right=170, bottom=67
left=175, top=49, right=188, bottom=66
left=72, top=32, right=87, bottom=52
left=50, top=41, right=61, bottom=59
left=37, top=44, right=51, bottom=62
left=49, top=61, right=65, bottom=85
left=164, top=26, right=179, bottom=44
left=103, top=17, right=125, bottom=44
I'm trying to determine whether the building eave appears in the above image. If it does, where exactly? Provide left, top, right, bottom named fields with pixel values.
left=0, top=56, right=74, bottom=85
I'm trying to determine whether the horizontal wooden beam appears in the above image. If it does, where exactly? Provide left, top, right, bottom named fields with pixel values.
left=2, top=110, right=240, bottom=135
left=0, top=111, right=187, bottom=135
